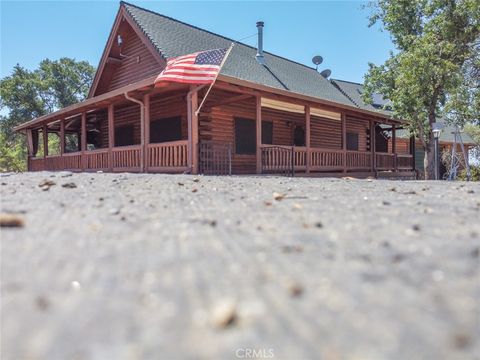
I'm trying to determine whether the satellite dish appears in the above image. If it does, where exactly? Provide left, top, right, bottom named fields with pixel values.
left=320, top=69, right=331, bottom=78
left=312, top=55, right=323, bottom=70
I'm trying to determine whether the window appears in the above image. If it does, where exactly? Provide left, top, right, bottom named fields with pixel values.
left=115, top=125, right=135, bottom=147
left=87, top=130, right=100, bottom=149
left=235, top=118, right=256, bottom=155
left=150, top=116, right=182, bottom=143
left=375, top=127, right=389, bottom=152
left=65, top=133, right=79, bottom=153
left=262, top=121, right=273, bottom=145
left=346, top=132, right=359, bottom=151
left=293, top=126, right=305, bottom=146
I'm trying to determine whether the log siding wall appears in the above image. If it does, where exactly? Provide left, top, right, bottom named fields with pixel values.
left=199, top=90, right=375, bottom=173
left=150, top=93, right=189, bottom=141
left=345, top=116, right=370, bottom=152
left=202, top=97, right=257, bottom=174
left=311, top=115, right=342, bottom=149
left=94, top=21, right=163, bottom=96
left=95, top=93, right=188, bottom=148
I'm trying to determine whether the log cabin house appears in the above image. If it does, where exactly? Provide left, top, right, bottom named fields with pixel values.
left=15, top=1, right=419, bottom=178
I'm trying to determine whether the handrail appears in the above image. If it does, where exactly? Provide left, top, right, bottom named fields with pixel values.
left=85, top=148, right=109, bottom=153
left=147, top=140, right=188, bottom=147
left=347, top=150, right=371, bottom=154
left=112, top=144, right=142, bottom=151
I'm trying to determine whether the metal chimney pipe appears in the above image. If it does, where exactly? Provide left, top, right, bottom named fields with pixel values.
left=256, top=21, right=265, bottom=65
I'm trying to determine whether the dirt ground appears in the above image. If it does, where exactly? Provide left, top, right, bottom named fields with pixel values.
left=1, top=172, right=479, bottom=360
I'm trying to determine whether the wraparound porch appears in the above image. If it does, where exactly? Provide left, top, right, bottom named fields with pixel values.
left=17, top=76, right=415, bottom=177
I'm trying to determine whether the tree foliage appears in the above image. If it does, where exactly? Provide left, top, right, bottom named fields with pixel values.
left=465, top=123, right=480, bottom=162
left=363, top=0, right=480, bottom=179
left=0, top=58, right=95, bottom=171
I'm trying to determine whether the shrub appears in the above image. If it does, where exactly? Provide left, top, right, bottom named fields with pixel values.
left=458, top=165, right=480, bottom=181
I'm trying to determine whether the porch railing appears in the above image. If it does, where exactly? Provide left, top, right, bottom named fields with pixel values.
left=310, top=148, right=344, bottom=171
left=29, top=153, right=82, bottom=172
left=376, top=152, right=395, bottom=170
left=261, top=145, right=295, bottom=175
left=85, top=149, right=109, bottom=171
left=29, top=157, right=45, bottom=172
left=260, top=145, right=413, bottom=175
left=112, top=145, right=141, bottom=171
left=293, top=147, right=307, bottom=171
left=346, top=151, right=371, bottom=170
left=44, top=155, right=65, bottom=171
left=63, top=152, right=82, bottom=171
left=28, top=145, right=414, bottom=174
left=147, top=140, right=188, bottom=172
left=396, top=154, right=413, bottom=170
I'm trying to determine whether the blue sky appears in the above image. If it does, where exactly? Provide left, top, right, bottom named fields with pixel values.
left=1, top=1, right=394, bottom=83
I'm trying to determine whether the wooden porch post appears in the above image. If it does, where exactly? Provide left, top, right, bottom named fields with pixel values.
left=60, top=118, right=65, bottom=155
left=26, top=129, right=34, bottom=156
left=341, top=113, right=347, bottom=173
left=410, top=135, right=416, bottom=171
left=370, top=120, right=376, bottom=172
left=81, top=112, right=87, bottom=170
left=26, top=129, right=34, bottom=171
left=192, top=90, right=199, bottom=175
left=42, top=124, right=48, bottom=158
left=144, top=94, right=150, bottom=172
left=392, top=124, right=397, bottom=172
left=256, top=96, right=262, bottom=174
left=188, top=86, right=200, bottom=175
left=305, top=105, right=311, bottom=174
left=108, top=104, right=114, bottom=172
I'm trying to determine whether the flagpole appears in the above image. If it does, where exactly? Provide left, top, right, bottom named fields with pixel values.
left=195, top=42, right=235, bottom=116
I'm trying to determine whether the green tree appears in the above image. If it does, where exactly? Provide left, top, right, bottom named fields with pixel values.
left=363, top=0, right=480, bottom=179
left=465, top=123, right=480, bottom=161
left=0, top=58, right=95, bottom=171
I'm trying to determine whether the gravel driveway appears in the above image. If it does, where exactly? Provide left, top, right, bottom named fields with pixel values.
left=1, top=172, right=479, bottom=360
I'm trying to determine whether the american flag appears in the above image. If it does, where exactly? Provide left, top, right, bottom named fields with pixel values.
left=155, top=48, right=230, bottom=85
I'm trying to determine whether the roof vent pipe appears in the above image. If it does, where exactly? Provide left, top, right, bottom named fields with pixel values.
left=256, top=21, right=265, bottom=65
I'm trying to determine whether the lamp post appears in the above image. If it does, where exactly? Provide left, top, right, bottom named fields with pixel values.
left=432, top=122, right=443, bottom=180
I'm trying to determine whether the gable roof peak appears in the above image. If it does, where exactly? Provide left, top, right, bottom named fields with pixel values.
left=120, top=1, right=321, bottom=72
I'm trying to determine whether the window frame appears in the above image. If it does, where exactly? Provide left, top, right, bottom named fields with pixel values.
left=234, top=117, right=256, bottom=155
left=261, top=120, right=273, bottom=145
left=114, top=124, right=135, bottom=147
left=293, top=125, right=306, bottom=147
left=346, top=131, right=359, bottom=151
left=149, top=116, right=183, bottom=144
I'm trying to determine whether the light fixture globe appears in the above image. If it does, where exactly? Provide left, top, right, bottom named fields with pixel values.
left=432, top=122, right=444, bottom=139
